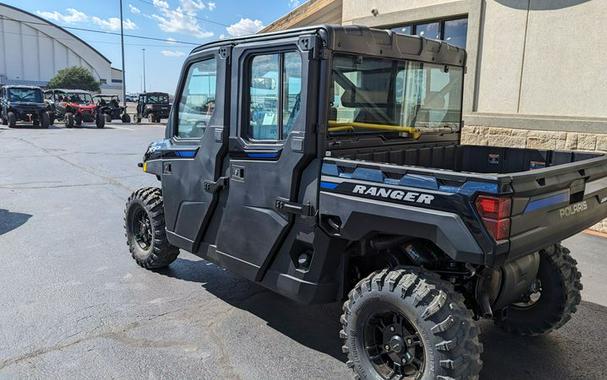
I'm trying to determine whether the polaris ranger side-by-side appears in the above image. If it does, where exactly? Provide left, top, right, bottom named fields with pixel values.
left=133, top=92, right=171, bottom=123
left=1, top=85, right=50, bottom=128
left=125, top=25, right=607, bottom=379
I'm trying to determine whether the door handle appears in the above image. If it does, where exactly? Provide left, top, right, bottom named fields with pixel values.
left=204, top=176, right=229, bottom=193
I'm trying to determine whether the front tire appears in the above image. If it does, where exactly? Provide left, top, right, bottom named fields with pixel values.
left=124, top=187, right=179, bottom=269
left=495, top=244, right=582, bottom=336
left=41, top=112, right=50, bottom=129
left=7, top=112, right=16, bottom=128
left=341, top=268, right=483, bottom=380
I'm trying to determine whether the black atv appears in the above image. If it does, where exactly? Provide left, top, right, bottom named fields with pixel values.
left=93, top=94, right=131, bottom=123
left=1, top=85, right=51, bottom=128
left=125, top=25, right=606, bottom=379
left=133, top=92, right=171, bottom=123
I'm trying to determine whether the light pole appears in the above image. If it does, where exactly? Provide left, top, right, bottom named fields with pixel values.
left=119, top=0, right=126, bottom=108
left=142, top=48, right=147, bottom=93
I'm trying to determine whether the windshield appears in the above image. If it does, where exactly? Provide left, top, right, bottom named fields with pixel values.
left=329, top=54, right=463, bottom=137
left=8, top=88, right=43, bottom=103
left=64, top=93, right=93, bottom=104
left=146, top=94, right=169, bottom=104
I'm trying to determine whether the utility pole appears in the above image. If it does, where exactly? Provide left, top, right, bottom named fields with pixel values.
left=142, top=48, right=147, bottom=92
left=119, top=0, right=126, bottom=108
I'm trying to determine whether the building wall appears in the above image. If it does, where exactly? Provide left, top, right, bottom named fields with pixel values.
left=0, top=4, right=121, bottom=95
left=261, top=0, right=343, bottom=33
left=263, top=0, right=607, bottom=232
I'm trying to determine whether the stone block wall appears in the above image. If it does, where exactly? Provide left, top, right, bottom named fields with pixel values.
left=461, top=125, right=607, bottom=233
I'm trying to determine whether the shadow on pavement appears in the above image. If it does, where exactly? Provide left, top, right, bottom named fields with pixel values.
left=158, top=257, right=607, bottom=379
left=0, top=209, right=32, bottom=235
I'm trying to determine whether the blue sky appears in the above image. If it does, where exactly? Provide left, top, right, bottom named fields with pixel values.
left=3, top=0, right=302, bottom=93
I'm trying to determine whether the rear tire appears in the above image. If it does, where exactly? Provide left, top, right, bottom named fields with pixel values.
left=41, top=112, right=50, bottom=129
left=7, top=112, right=16, bottom=128
left=121, top=113, right=131, bottom=123
left=341, top=268, right=483, bottom=380
left=124, top=187, right=179, bottom=269
left=135, top=115, right=141, bottom=124
left=65, top=112, right=74, bottom=128
left=494, top=244, right=582, bottom=336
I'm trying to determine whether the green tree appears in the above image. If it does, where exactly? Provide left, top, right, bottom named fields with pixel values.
left=47, top=66, right=100, bottom=92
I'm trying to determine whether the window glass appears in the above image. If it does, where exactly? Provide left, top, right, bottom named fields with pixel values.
left=329, top=54, right=463, bottom=139
left=177, top=58, right=217, bottom=138
left=250, top=54, right=280, bottom=140
left=282, top=52, right=302, bottom=136
left=391, top=25, right=413, bottom=35
left=8, top=88, right=43, bottom=103
left=443, top=18, right=468, bottom=48
left=415, top=22, right=440, bottom=40
left=248, top=52, right=302, bottom=141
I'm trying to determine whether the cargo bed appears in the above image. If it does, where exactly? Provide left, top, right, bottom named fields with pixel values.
left=323, top=143, right=607, bottom=264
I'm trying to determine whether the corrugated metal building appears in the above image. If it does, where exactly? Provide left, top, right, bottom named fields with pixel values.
left=0, top=2, right=123, bottom=95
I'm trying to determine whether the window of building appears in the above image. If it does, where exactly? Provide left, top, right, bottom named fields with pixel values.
left=176, top=57, right=217, bottom=139
left=248, top=51, right=302, bottom=141
left=390, top=17, right=468, bottom=48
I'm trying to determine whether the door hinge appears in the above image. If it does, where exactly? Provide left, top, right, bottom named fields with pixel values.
left=274, top=198, right=315, bottom=216
left=204, top=176, right=229, bottom=193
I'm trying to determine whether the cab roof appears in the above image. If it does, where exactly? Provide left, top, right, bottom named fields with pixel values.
left=3, top=85, right=43, bottom=90
left=190, top=24, right=466, bottom=67
left=47, top=89, right=92, bottom=94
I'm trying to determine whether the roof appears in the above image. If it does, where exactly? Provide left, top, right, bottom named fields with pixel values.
left=0, top=2, right=111, bottom=65
left=143, top=92, right=169, bottom=95
left=191, top=24, right=466, bottom=67
left=49, top=89, right=92, bottom=94
left=2, top=85, right=43, bottom=90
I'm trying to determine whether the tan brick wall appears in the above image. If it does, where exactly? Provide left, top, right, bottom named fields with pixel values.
left=461, top=125, right=607, bottom=233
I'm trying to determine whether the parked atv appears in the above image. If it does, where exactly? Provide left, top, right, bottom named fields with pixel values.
left=93, top=94, right=131, bottom=123
left=44, top=89, right=105, bottom=128
left=134, top=92, right=171, bottom=123
left=1, top=85, right=51, bottom=128
left=125, top=25, right=604, bottom=379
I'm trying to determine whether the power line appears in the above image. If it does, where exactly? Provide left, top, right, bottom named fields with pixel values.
left=0, top=28, right=194, bottom=48
left=0, top=15, right=201, bottom=45
left=134, top=0, right=230, bottom=27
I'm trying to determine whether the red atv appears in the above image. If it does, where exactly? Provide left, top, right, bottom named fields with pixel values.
left=45, top=89, right=105, bottom=128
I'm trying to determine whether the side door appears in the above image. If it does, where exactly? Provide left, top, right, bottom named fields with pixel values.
left=212, top=36, right=318, bottom=280
left=160, top=49, right=230, bottom=251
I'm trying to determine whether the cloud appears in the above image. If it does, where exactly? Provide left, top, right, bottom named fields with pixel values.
left=36, top=8, right=88, bottom=23
left=92, top=17, right=137, bottom=31
left=289, top=0, right=302, bottom=8
left=226, top=18, right=264, bottom=37
left=208, top=2, right=216, bottom=11
left=161, top=50, right=186, bottom=57
left=153, top=0, right=169, bottom=9
left=37, top=8, right=136, bottom=31
left=165, top=37, right=177, bottom=44
left=151, top=0, right=214, bottom=39
left=129, top=4, right=141, bottom=15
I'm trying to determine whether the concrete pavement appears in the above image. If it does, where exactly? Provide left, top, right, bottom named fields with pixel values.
left=0, top=123, right=606, bottom=379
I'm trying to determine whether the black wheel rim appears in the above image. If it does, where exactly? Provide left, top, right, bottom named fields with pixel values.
left=131, top=207, right=153, bottom=250
left=363, top=309, right=425, bottom=379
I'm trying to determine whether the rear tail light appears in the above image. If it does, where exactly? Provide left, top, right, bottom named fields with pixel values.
left=475, top=195, right=512, bottom=241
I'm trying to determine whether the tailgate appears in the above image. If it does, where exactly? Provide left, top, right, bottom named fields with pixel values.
left=507, top=154, right=607, bottom=259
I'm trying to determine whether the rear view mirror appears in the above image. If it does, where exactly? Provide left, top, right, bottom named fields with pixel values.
left=251, top=77, right=276, bottom=90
